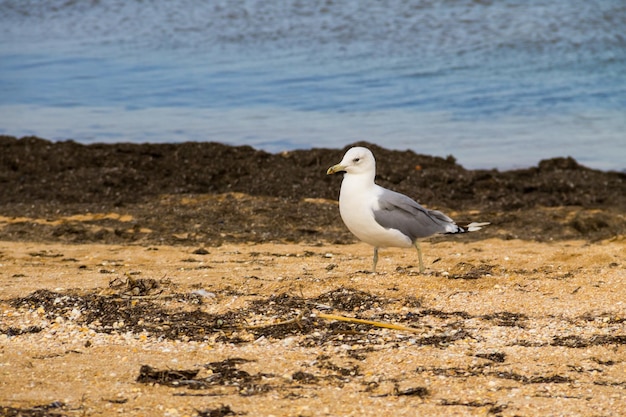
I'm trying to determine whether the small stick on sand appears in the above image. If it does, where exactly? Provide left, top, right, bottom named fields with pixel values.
left=315, top=312, right=421, bottom=333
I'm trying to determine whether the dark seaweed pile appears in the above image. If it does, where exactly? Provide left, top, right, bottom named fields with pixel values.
left=1, top=135, right=624, bottom=244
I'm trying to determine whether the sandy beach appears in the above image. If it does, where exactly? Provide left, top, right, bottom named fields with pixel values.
left=1, top=136, right=625, bottom=416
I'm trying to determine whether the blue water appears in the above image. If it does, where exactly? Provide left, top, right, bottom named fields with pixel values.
left=1, top=0, right=625, bottom=170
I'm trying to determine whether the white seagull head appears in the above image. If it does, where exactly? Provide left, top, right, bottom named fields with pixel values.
left=326, top=146, right=376, bottom=177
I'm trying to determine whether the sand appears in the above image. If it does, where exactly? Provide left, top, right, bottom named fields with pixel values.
left=1, top=237, right=624, bottom=416
left=1, top=137, right=624, bottom=415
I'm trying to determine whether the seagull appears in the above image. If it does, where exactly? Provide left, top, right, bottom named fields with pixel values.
left=327, top=146, right=488, bottom=273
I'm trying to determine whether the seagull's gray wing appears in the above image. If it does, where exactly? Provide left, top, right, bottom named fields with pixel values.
left=373, top=189, right=462, bottom=240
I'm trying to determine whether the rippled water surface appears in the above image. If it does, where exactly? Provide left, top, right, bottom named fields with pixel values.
left=1, top=0, right=625, bottom=170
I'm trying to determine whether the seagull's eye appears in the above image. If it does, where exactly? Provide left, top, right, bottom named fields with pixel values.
left=353, top=158, right=360, bottom=163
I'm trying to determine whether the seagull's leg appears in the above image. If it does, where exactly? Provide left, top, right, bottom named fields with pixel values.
left=372, top=247, right=379, bottom=273
left=414, top=241, right=425, bottom=273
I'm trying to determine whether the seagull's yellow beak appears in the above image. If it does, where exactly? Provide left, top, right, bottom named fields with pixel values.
left=326, top=164, right=345, bottom=175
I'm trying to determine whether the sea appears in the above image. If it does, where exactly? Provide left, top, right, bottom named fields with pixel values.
left=0, top=0, right=625, bottom=171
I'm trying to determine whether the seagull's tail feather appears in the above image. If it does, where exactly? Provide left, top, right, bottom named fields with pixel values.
left=462, top=222, right=490, bottom=232
left=443, top=221, right=489, bottom=235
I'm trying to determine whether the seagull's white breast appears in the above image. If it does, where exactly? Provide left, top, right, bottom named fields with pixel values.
left=338, top=176, right=413, bottom=248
